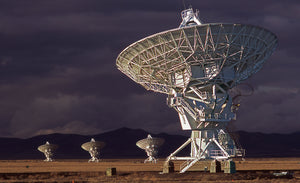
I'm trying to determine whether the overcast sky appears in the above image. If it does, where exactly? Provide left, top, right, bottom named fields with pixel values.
left=0, top=0, right=299, bottom=138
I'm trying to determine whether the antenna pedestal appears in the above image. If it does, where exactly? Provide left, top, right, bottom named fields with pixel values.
left=88, top=147, right=100, bottom=162
left=166, top=130, right=244, bottom=173
left=44, top=149, right=54, bottom=162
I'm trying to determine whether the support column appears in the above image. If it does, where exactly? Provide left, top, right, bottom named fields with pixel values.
left=165, top=129, right=237, bottom=173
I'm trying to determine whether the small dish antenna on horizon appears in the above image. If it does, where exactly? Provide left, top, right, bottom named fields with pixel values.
left=37, top=141, right=58, bottom=162
left=136, top=134, right=165, bottom=163
left=81, top=138, right=105, bottom=162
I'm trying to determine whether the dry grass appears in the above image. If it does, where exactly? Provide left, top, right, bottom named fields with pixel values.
left=0, top=158, right=300, bottom=182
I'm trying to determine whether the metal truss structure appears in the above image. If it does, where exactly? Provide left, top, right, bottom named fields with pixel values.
left=117, top=21, right=277, bottom=95
left=117, top=8, right=277, bottom=173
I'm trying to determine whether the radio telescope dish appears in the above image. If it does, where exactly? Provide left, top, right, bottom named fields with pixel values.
left=117, top=17, right=277, bottom=93
left=136, top=134, right=165, bottom=163
left=81, top=138, right=105, bottom=162
left=117, top=8, right=277, bottom=173
left=38, top=141, right=58, bottom=162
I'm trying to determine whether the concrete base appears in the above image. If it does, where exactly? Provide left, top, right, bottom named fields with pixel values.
left=106, top=167, right=117, bottom=176
left=210, top=160, right=221, bottom=173
left=224, top=160, right=236, bottom=174
left=162, top=161, right=174, bottom=174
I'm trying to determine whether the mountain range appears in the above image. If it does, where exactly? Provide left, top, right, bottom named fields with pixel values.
left=0, top=127, right=299, bottom=160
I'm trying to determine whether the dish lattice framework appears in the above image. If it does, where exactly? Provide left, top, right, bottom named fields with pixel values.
left=117, top=23, right=277, bottom=94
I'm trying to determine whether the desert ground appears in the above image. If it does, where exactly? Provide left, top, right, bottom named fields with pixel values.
left=0, top=158, right=300, bottom=182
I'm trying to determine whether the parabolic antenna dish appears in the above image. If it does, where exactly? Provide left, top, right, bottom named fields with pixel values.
left=81, top=141, right=105, bottom=151
left=117, top=8, right=278, bottom=172
left=38, top=142, right=58, bottom=153
left=136, top=136, right=165, bottom=150
left=116, top=23, right=277, bottom=93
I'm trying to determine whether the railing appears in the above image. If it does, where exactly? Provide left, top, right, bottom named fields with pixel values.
left=190, top=86, right=208, bottom=100
left=234, top=149, right=246, bottom=157
left=209, top=149, right=245, bottom=158
left=176, top=97, right=198, bottom=120
left=209, top=150, right=226, bottom=157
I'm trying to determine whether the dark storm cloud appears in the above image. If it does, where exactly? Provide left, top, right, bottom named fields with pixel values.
left=0, top=0, right=299, bottom=137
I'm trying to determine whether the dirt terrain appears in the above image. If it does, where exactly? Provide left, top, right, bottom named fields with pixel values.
left=0, top=158, right=300, bottom=182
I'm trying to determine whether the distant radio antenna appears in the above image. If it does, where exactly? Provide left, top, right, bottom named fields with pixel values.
left=38, top=141, right=58, bottom=162
left=136, top=134, right=165, bottom=163
left=81, top=138, right=105, bottom=162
